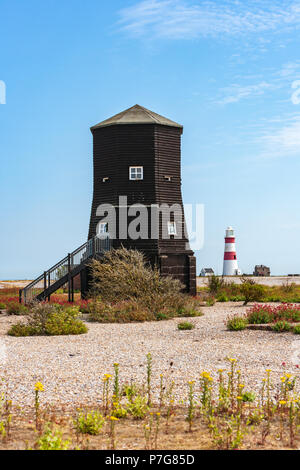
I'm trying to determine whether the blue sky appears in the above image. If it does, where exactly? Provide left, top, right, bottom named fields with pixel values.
left=1, top=0, right=300, bottom=279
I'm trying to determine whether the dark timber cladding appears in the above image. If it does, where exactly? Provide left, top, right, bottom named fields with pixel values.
left=85, top=104, right=197, bottom=296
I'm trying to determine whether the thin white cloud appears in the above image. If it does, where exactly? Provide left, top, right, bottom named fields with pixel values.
left=215, top=62, right=300, bottom=105
left=259, top=114, right=300, bottom=158
left=118, top=0, right=300, bottom=39
left=217, top=82, right=275, bottom=105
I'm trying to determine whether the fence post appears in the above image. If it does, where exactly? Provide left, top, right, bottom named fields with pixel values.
left=48, top=272, right=51, bottom=302
left=19, top=289, right=22, bottom=304
left=68, top=254, right=72, bottom=303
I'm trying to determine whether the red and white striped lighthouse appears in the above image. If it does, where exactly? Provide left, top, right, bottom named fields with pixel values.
left=223, top=227, right=242, bottom=276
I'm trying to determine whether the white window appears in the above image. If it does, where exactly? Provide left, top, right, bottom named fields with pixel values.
left=168, top=221, right=177, bottom=235
left=99, top=222, right=108, bottom=234
left=129, top=166, right=143, bottom=180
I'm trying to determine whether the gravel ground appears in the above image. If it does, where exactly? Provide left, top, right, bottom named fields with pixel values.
left=1, top=302, right=300, bottom=407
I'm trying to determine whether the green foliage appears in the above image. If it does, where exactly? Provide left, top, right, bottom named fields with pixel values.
left=111, top=402, right=127, bottom=419
left=271, top=321, right=292, bottom=333
left=8, top=304, right=87, bottom=337
left=241, top=391, right=256, bottom=403
left=156, top=312, right=169, bottom=321
left=226, top=315, right=248, bottom=331
left=177, top=322, right=195, bottom=330
left=176, top=301, right=203, bottom=317
left=122, top=382, right=140, bottom=403
left=228, top=295, right=244, bottom=302
left=126, top=395, right=149, bottom=419
left=45, top=308, right=88, bottom=336
left=0, top=303, right=6, bottom=310
left=246, top=310, right=271, bottom=324
left=216, top=293, right=229, bottom=302
left=6, top=302, right=28, bottom=315
left=74, top=410, right=105, bottom=435
left=206, top=297, right=216, bottom=306
left=240, top=280, right=265, bottom=305
left=202, top=277, right=300, bottom=304
left=88, top=300, right=156, bottom=323
left=36, top=425, right=70, bottom=450
left=293, top=325, right=300, bottom=334
left=206, top=275, right=225, bottom=295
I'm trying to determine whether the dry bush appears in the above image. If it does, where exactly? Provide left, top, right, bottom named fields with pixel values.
left=88, top=248, right=202, bottom=321
left=89, top=248, right=183, bottom=306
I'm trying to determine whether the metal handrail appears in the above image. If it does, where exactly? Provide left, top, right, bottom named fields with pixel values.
left=20, top=235, right=111, bottom=303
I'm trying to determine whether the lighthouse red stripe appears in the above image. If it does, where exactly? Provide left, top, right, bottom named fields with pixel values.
left=224, top=252, right=236, bottom=260
left=225, top=238, right=235, bottom=243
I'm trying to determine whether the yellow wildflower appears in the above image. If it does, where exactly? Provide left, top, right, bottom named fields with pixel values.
left=35, top=382, right=44, bottom=392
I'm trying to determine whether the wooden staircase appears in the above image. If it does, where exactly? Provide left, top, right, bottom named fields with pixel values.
left=19, top=236, right=110, bottom=304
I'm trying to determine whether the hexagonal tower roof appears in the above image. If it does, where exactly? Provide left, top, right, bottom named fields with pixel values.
left=90, top=104, right=183, bottom=131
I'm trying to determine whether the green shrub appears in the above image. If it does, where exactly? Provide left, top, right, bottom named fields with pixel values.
left=246, top=310, right=271, bottom=324
left=226, top=315, right=248, bottom=331
left=206, top=275, right=225, bottom=295
left=156, top=312, right=169, bottom=321
left=0, top=302, right=6, bottom=310
left=294, top=325, right=300, bottom=334
left=74, top=410, right=105, bottom=435
left=36, top=424, right=70, bottom=450
left=229, top=295, right=244, bottom=302
left=126, top=395, right=149, bottom=419
left=8, top=303, right=87, bottom=336
left=176, top=301, right=203, bottom=317
left=241, top=391, right=256, bottom=403
left=240, top=280, right=265, bottom=305
left=216, top=293, right=228, bottom=302
left=6, top=302, right=28, bottom=315
left=206, top=297, right=216, bottom=306
left=111, top=402, right=128, bottom=419
left=45, top=308, right=88, bottom=335
left=122, top=382, right=140, bottom=402
left=177, top=322, right=195, bottom=330
left=271, top=321, right=291, bottom=333
left=89, top=300, right=155, bottom=323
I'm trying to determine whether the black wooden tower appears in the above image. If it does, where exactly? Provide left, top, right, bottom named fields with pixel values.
left=81, top=105, right=196, bottom=296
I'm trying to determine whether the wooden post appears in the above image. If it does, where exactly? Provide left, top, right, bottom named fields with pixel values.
left=43, top=271, right=47, bottom=303
left=71, top=277, right=74, bottom=303
left=48, top=272, right=51, bottom=302
left=19, top=289, right=22, bottom=304
left=68, top=254, right=72, bottom=303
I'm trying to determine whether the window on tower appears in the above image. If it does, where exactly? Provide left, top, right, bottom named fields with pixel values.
left=168, top=221, right=177, bottom=236
left=129, top=166, right=143, bottom=180
left=98, top=222, right=109, bottom=235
